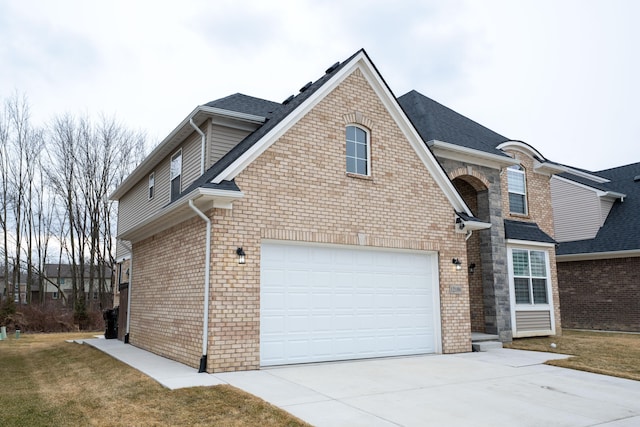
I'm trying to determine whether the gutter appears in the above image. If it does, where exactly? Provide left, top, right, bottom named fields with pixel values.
left=557, top=249, right=640, bottom=262
left=428, top=140, right=520, bottom=167
left=189, top=119, right=206, bottom=176
left=188, top=199, right=212, bottom=373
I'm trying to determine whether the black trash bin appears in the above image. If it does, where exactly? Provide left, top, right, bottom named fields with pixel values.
left=103, top=307, right=118, bottom=339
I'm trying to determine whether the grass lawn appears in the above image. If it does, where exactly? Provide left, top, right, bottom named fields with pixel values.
left=0, top=333, right=311, bottom=427
left=506, top=329, right=640, bottom=381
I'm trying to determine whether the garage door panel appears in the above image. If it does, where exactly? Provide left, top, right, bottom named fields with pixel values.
left=260, top=242, right=440, bottom=366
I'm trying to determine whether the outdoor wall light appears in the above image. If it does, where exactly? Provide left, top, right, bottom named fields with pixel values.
left=469, top=263, right=476, bottom=274
left=452, top=258, right=462, bottom=271
left=236, top=247, right=246, bottom=265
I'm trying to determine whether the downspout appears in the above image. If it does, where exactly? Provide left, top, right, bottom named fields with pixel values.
left=189, top=119, right=206, bottom=175
left=188, top=199, right=211, bottom=373
left=119, top=240, right=133, bottom=344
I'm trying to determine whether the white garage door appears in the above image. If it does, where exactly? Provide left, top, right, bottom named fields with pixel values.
left=260, top=241, right=441, bottom=366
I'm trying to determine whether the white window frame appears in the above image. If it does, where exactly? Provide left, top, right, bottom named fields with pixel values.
left=148, top=172, right=155, bottom=200
left=507, top=243, right=556, bottom=336
left=52, top=291, right=59, bottom=300
left=170, top=149, right=182, bottom=201
left=507, top=165, right=527, bottom=215
left=345, top=125, right=370, bottom=176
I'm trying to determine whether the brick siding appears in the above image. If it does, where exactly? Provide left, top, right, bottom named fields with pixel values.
left=558, top=257, right=640, bottom=332
left=129, top=67, right=473, bottom=372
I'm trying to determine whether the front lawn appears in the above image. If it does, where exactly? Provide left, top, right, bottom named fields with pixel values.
left=506, top=329, right=640, bottom=381
left=0, top=333, right=310, bottom=427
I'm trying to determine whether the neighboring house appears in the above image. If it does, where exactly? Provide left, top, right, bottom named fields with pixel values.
left=42, top=264, right=113, bottom=307
left=111, top=49, right=563, bottom=374
left=398, top=91, right=565, bottom=341
left=0, top=271, right=39, bottom=304
left=551, top=162, right=640, bottom=332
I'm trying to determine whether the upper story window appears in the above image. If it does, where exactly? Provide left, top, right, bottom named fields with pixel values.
left=170, top=150, right=182, bottom=201
left=346, top=125, right=369, bottom=176
left=507, top=165, right=527, bottom=215
left=511, top=248, right=549, bottom=305
left=148, top=172, right=155, bottom=200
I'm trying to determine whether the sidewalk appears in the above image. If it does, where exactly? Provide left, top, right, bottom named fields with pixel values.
left=79, top=338, right=225, bottom=389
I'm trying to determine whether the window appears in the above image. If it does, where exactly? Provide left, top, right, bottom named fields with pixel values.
left=511, top=248, right=549, bottom=305
left=57, top=278, right=65, bottom=285
left=93, top=291, right=98, bottom=300
left=346, top=125, right=369, bottom=175
left=507, top=165, right=527, bottom=214
left=170, top=150, right=182, bottom=201
left=52, top=291, right=59, bottom=300
left=148, top=172, right=155, bottom=199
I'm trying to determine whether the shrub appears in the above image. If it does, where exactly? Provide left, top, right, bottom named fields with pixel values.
left=1, top=304, right=104, bottom=333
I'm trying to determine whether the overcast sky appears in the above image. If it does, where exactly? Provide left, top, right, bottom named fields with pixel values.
left=1, top=0, right=638, bottom=172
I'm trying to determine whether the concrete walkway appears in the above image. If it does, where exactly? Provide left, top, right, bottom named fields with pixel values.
left=79, top=338, right=640, bottom=427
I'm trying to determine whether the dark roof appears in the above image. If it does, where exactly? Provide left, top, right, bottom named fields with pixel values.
left=43, top=263, right=111, bottom=278
left=504, top=220, right=556, bottom=244
left=557, top=162, right=640, bottom=255
left=398, top=90, right=511, bottom=158
left=205, top=93, right=282, bottom=120
left=178, top=49, right=364, bottom=200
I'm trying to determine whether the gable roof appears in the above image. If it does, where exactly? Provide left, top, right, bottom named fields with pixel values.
left=116, top=49, right=486, bottom=242
left=557, top=162, right=640, bottom=259
left=184, top=49, right=476, bottom=217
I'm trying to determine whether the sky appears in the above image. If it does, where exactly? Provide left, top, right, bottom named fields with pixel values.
left=1, top=0, right=638, bottom=172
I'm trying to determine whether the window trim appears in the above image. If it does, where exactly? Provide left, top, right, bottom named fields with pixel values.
left=148, top=172, right=155, bottom=200
left=507, top=165, right=527, bottom=215
left=170, top=149, right=182, bottom=201
left=345, top=125, right=371, bottom=176
left=507, top=244, right=556, bottom=337
left=507, top=246, right=553, bottom=309
left=510, top=248, right=549, bottom=305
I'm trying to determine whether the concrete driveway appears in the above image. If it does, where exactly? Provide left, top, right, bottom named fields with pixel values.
left=83, top=339, right=640, bottom=426
left=215, top=350, right=640, bottom=427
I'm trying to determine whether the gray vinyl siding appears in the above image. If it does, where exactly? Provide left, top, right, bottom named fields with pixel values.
left=181, top=130, right=205, bottom=191
left=208, top=123, right=252, bottom=168
left=551, top=177, right=602, bottom=242
left=116, top=119, right=253, bottom=243
left=515, top=310, right=552, bottom=332
left=599, top=198, right=615, bottom=226
left=117, top=129, right=206, bottom=238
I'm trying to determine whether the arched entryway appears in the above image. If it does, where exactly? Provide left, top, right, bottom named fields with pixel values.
left=452, top=175, right=489, bottom=333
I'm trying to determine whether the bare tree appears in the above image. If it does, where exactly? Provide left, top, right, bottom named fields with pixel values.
left=0, top=97, right=9, bottom=302
left=46, top=112, right=146, bottom=318
left=0, top=90, right=147, bottom=325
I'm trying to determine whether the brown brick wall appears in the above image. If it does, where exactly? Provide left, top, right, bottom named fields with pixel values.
left=558, top=257, right=640, bottom=332
left=130, top=216, right=207, bottom=368
left=129, top=67, right=472, bottom=372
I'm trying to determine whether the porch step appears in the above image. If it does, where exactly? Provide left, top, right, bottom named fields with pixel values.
left=471, top=333, right=503, bottom=352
